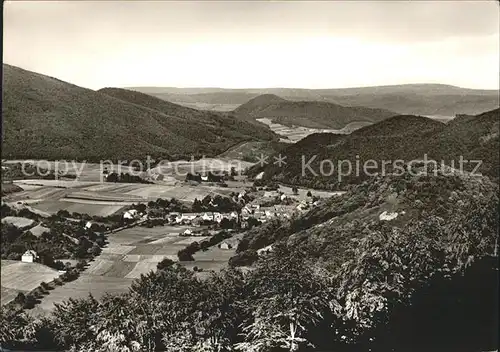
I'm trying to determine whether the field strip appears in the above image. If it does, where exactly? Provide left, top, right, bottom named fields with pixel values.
left=175, top=236, right=211, bottom=245
left=101, top=245, right=136, bottom=255
left=103, top=261, right=136, bottom=278
left=125, top=185, right=176, bottom=197
left=122, top=254, right=176, bottom=262
left=34, top=274, right=135, bottom=313
left=14, top=180, right=99, bottom=188
left=124, top=262, right=159, bottom=279
left=1, top=216, right=35, bottom=229
left=29, top=224, right=50, bottom=237
left=86, top=259, right=115, bottom=276
left=1, top=286, right=26, bottom=305
left=1, top=262, right=60, bottom=291
left=149, top=236, right=183, bottom=245
left=59, top=198, right=137, bottom=205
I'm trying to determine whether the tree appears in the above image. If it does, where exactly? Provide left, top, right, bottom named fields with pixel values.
left=50, top=295, right=99, bottom=348
left=192, top=198, right=203, bottom=212
left=306, top=191, right=312, bottom=197
left=0, top=306, right=33, bottom=347
left=14, top=292, right=27, bottom=305
left=90, top=243, right=102, bottom=257
left=128, top=266, right=206, bottom=351
left=292, top=187, right=299, bottom=195
left=220, top=218, right=236, bottom=230
left=157, top=258, right=175, bottom=270
left=178, top=249, right=195, bottom=261
left=236, top=244, right=334, bottom=351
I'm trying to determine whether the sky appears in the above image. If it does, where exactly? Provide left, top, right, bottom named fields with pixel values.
left=3, top=1, right=500, bottom=90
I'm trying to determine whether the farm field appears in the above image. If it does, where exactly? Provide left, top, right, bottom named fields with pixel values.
left=256, top=118, right=345, bottom=142
left=29, top=224, right=50, bottom=237
left=1, top=261, right=61, bottom=305
left=5, top=179, right=247, bottom=217
left=29, top=199, right=127, bottom=217
left=1, top=216, right=35, bottom=229
left=218, top=141, right=287, bottom=163
left=4, top=161, right=138, bottom=182
left=32, top=225, right=235, bottom=315
left=277, top=185, right=346, bottom=201
left=151, top=157, right=253, bottom=180
left=170, top=102, right=240, bottom=112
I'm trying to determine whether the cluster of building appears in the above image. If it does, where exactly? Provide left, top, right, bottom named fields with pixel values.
left=172, top=211, right=239, bottom=225
left=122, top=198, right=320, bottom=227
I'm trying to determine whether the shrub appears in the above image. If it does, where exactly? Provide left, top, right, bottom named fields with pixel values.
left=23, top=294, right=37, bottom=309
left=13, top=292, right=26, bottom=305
left=228, top=249, right=258, bottom=267
left=157, top=258, right=175, bottom=270
left=177, top=249, right=195, bottom=261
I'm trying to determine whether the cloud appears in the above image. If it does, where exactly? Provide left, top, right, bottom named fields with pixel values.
left=3, top=1, right=499, bottom=89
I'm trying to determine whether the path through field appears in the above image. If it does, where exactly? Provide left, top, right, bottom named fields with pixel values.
left=32, top=225, right=233, bottom=316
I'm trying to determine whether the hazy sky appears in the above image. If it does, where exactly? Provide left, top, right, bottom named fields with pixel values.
left=3, top=1, right=500, bottom=90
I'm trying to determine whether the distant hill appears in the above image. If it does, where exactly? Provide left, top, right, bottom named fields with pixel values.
left=1, top=64, right=276, bottom=161
left=351, top=114, right=445, bottom=137
left=130, top=84, right=499, bottom=117
left=234, top=94, right=396, bottom=129
left=248, top=108, right=499, bottom=189
left=233, top=94, right=287, bottom=116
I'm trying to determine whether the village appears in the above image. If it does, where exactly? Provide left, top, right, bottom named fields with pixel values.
left=121, top=185, right=322, bottom=231
left=1, top=161, right=339, bottom=316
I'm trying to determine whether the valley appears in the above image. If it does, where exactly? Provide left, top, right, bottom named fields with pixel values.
left=1, top=63, right=499, bottom=351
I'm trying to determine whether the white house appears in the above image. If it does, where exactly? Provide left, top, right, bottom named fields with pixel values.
left=241, top=206, right=252, bottom=216
left=183, top=229, right=193, bottom=236
left=213, top=212, right=223, bottom=223
left=280, top=194, right=287, bottom=201
left=180, top=213, right=199, bottom=222
left=257, top=245, right=273, bottom=256
left=202, top=212, right=214, bottom=222
left=201, top=175, right=209, bottom=182
left=230, top=211, right=238, bottom=219
left=21, top=250, right=38, bottom=263
left=219, top=242, right=233, bottom=250
left=379, top=211, right=398, bottom=221
left=84, top=221, right=93, bottom=229
left=123, top=209, right=139, bottom=220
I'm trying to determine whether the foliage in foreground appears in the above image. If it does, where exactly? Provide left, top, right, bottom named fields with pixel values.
left=1, top=166, right=498, bottom=351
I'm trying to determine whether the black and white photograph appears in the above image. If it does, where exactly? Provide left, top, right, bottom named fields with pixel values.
left=1, top=1, right=499, bottom=351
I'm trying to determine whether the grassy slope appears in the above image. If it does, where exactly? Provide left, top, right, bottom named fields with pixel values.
left=2, top=64, right=276, bottom=161
left=217, top=140, right=288, bottom=162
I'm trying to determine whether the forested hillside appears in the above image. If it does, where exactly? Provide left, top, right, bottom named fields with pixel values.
left=234, top=94, right=396, bottom=129
left=248, top=109, right=499, bottom=189
left=2, top=64, right=277, bottom=161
